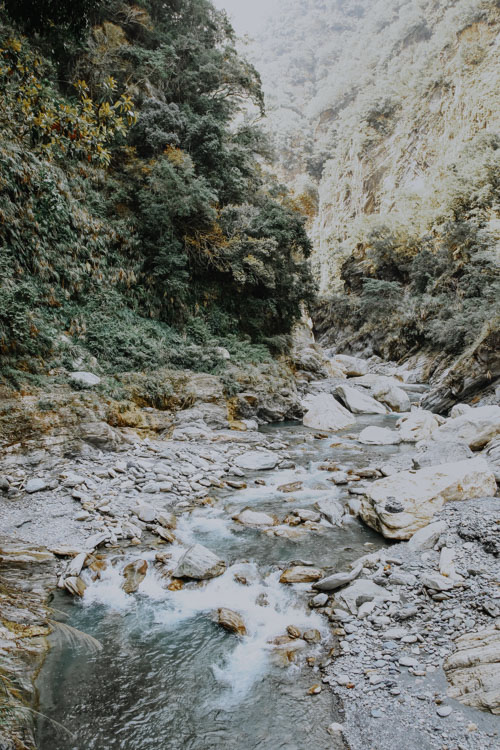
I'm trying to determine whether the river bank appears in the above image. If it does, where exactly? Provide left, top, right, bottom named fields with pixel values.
left=1, top=348, right=499, bottom=749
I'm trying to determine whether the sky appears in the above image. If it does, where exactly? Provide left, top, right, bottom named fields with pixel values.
left=212, top=0, right=280, bottom=36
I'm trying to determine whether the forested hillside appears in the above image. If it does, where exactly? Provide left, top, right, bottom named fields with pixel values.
left=0, top=0, right=315, bottom=385
left=249, top=0, right=500, bottom=374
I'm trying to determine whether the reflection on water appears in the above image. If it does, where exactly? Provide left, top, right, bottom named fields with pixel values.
left=36, top=418, right=410, bottom=750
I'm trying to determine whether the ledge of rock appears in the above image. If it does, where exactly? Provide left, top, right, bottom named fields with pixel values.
left=359, top=457, right=497, bottom=540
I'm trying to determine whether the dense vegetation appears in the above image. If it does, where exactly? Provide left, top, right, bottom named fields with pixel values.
left=0, top=0, right=315, bottom=381
left=315, top=132, right=500, bottom=359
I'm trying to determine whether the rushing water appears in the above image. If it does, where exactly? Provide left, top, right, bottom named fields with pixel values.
left=36, top=417, right=413, bottom=750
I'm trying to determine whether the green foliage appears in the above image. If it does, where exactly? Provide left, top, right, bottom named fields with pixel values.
left=0, top=0, right=315, bottom=379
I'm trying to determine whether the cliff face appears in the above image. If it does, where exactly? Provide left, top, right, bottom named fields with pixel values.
left=246, top=0, right=500, bottom=406
left=250, top=0, right=500, bottom=291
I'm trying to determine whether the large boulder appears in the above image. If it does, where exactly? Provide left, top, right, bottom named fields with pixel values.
left=335, top=579, right=399, bottom=614
left=358, top=426, right=401, bottom=445
left=413, top=440, right=473, bottom=469
left=214, top=608, right=247, bottom=636
left=303, top=393, right=355, bottom=432
left=122, top=560, right=148, bottom=594
left=314, top=497, right=344, bottom=526
left=330, top=355, right=368, bottom=377
left=431, top=405, right=500, bottom=450
left=279, top=566, right=324, bottom=584
left=397, top=409, right=442, bottom=442
left=233, top=451, right=279, bottom=471
left=483, top=436, right=500, bottom=482
left=173, top=544, right=226, bottom=580
left=372, top=382, right=410, bottom=413
left=359, top=457, right=496, bottom=540
left=444, top=627, right=500, bottom=714
left=233, top=509, right=278, bottom=527
left=335, top=385, right=387, bottom=415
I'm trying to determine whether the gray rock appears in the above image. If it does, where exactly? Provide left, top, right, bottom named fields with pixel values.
left=134, top=503, right=157, bottom=523
left=314, top=497, right=344, bottom=525
left=314, top=562, right=363, bottom=592
left=25, top=478, right=48, bottom=493
left=173, top=543, right=226, bottom=580
left=413, top=440, right=473, bottom=469
left=70, top=371, right=101, bottom=386
left=234, top=451, right=279, bottom=471
left=407, top=520, right=448, bottom=551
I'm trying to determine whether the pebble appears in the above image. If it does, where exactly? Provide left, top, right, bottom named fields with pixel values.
left=436, top=706, right=452, bottom=718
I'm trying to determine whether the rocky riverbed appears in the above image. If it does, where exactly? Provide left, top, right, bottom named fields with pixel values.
left=1, top=347, right=499, bottom=750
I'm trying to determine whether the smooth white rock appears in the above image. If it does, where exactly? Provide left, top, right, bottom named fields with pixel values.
left=173, top=543, right=226, bottom=580
left=398, top=409, right=442, bottom=442
left=233, top=451, right=279, bottom=471
left=303, top=393, right=356, bottom=432
left=432, top=405, right=500, bottom=450
left=359, top=457, right=496, bottom=540
left=335, top=384, right=387, bottom=415
left=358, top=426, right=401, bottom=445
left=70, top=371, right=101, bottom=386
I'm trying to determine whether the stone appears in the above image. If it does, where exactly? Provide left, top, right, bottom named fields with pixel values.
left=214, top=608, right=247, bottom=636
left=122, top=559, right=148, bottom=594
left=173, top=544, right=226, bottom=580
left=421, top=573, right=454, bottom=592
left=331, top=355, right=369, bottom=376
left=303, top=629, right=321, bottom=643
left=358, top=426, right=401, bottom=445
left=153, top=525, right=175, bottom=543
left=314, top=497, right=344, bottom=526
left=436, top=706, right=452, bottom=718
left=372, top=382, right=410, bottom=413
left=413, top=440, right=473, bottom=469
left=233, top=509, right=278, bottom=527
left=303, top=393, right=356, bottom=432
left=294, top=508, right=321, bottom=523
left=279, top=566, right=324, bottom=584
left=444, top=627, right=500, bottom=714
left=313, top=562, right=363, bottom=592
left=157, top=512, right=176, bottom=529
left=398, top=409, right=442, bottom=443
left=335, top=385, right=387, bottom=415
left=439, top=547, right=456, bottom=579
left=311, top=593, right=328, bottom=607
left=84, top=532, right=110, bottom=551
left=70, top=371, right=101, bottom=386
left=432, top=405, right=500, bottom=450
left=277, top=481, right=303, bottom=493
left=25, top=478, right=48, bottom=493
left=450, top=403, right=472, bottom=418
left=63, top=576, right=86, bottom=596
left=287, top=625, right=301, bottom=638
left=335, top=579, right=399, bottom=614
left=407, top=520, right=448, bottom=551
left=134, top=503, right=157, bottom=523
left=65, top=552, right=87, bottom=578
left=359, top=457, right=496, bottom=540
left=234, top=451, right=279, bottom=471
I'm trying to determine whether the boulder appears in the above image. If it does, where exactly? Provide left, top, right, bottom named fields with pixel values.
left=335, top=385, right=387, bottom=415
left=134, top=503, right=157, bottom=523
left=413, top=440, right=473, bottom=469
left=233, top=509, right=278, bottom=527
left=234, top=451, right=279, bottom=471
left=314, top=497, right=344, bottom=526
left=279, top=566, right=324, bottom=584
left=313, top=562, right=363, bottom=592
left=431, top=405, right=500, bottom=450
left=63, top=576, right=86, bottom=597
left=397, top=409, right=442, bottom=442
left=372, top=383, right=410, bottom=413
left=25, top=478, right=48, bottom=493
left=173, top=544, right=226, bottom=580
left=335, top=579, right=399, bottom=614
left=483, top=436, right=500, bottom=482
left=303, top=394, right=355, bottom=432
left=358, top=426, right=401, bottom=445
left=331, top=355, right=368, bottom=377
left=444, top=628, right=500, bottom=714
left=450, top=403, right=472, bottom=418
left=122, top=559, right=148, bottom=594
left=214, top=608, right=247, bottom=636
left=359, top=457, right=496, bottom=540
left=407, top=520, right=448, bottom=551
left=70, top=371, right=101, bottom=387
